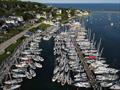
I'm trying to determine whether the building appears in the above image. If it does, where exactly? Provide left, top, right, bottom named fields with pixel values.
left=56, top=9, right=62, bottom=15
left=36, top=14, right=47, bottom=19
left=42, top=20, right=54, bottom=25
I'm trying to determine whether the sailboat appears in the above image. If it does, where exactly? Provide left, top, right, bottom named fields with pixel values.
left=4, top=78, right=23, bottom=85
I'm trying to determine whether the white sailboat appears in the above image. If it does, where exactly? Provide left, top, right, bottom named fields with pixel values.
left=3, top=85, right=21, bottom=90
left=4, top=78, right=23, bottom=84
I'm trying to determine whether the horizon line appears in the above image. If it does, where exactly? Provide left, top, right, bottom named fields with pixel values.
left=39, top=2, right=120, bottom=4
left=21, top=1, right=120, bottom=4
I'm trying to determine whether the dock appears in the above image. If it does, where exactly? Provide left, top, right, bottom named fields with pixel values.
left=71, top=37, right=101, bottom=90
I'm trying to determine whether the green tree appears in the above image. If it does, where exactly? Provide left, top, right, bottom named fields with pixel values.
left=22, top=13, right=34, bottom=21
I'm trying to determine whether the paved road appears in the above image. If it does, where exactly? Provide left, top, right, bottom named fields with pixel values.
left=0, top=23, right=41, bottom=53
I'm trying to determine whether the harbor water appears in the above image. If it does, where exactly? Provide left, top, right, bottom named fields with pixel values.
left=21, top=4, right=120, bottom=90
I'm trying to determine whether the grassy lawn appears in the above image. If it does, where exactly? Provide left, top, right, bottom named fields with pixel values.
left=0, top=23, right=33, bottom=44
left=61, top=19, right=69, bottom=24
left=38, top=23, right=51, bottom=31
left=0, top=36, right=25, bottom=64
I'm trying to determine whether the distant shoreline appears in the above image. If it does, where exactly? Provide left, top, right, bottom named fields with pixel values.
left=46, top=3, right=120, bottom=4
left=93, top=11, right=120, bottom=13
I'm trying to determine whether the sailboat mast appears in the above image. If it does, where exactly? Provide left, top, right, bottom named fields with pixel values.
left=99, top=48, right=104, bottom=58
left=89, top=29, right=91, bottom=42
left=92, top=33, right=95, bottom=44
left=97, top=38, right=102, bottom=53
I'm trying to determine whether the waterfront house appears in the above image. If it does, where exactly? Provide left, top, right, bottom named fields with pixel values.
left=75, top=9, right=83, bottom=16
left=56, top=9, right=62, bottom=15
left=75, top=9, right=89, bottom=16
left=82, top=11, right=89, bottom=16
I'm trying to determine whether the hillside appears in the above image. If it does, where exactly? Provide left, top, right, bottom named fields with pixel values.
left=0, top=0, right=47, bottom=16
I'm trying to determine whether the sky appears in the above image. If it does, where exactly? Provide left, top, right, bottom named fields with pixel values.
left=21, top=0, right=120, bottom=3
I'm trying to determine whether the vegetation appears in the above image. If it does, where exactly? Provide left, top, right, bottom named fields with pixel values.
left=0, top=36, right=25, bottom=64
left=0, top=23, right=32, bottom=44
left=0, top=0, right=46, bottom=17
left=38, top=23, right=51, bottom=31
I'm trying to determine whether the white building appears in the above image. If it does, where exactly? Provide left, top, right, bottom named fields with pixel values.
left=56, top=16, right=62, bottom=21
left=56, top=9, right=62, bottom=14
left=36, top=14, right=41, bottom=19
left=36, top=14, right=47, bottom=19
left=43, top=20, right=54, bottom=25
left=5, top=19, right=17, bottom=24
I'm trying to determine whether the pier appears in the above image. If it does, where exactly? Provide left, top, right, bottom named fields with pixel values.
left=71, top=37, right=101, bottom=90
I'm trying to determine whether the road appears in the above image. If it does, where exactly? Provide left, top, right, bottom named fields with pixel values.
left=0, top=23, right=41, bottom=53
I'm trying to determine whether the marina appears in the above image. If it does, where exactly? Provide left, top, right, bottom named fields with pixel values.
left=0, top=20, right=120, bottom=90
left=0, top=0, right=119, bottom=90
left=0, top=14, right=120, bottom=90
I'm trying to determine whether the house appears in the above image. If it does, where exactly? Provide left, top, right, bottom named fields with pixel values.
left=36, top=29, right=42, bottom=33
left=56, top=9, right=62, bottom=15
left=29, top=19, right=38, bottom=24
left=66, top=10, right=71, bottom=14
left=1, top=24, right=8, bottom=30
left=68, top=14, right=71, bottom=18
left=16, top=16, right=24, bottom=22
left=75, top=9, right=89, bottom=16
left=5, top=19, right=19, bottom=27
left=48, top=13, right=53, bottom=19
left=82, top=11, right=89, bottom=16
left=56, top=16, right=62, bottom=21
left=43, top=11, right=46, bottom=15
left=9, top=16, right=24, bottom=22
left=43, top=20, right=54, bottom=25
left=75, top=9, right=82, bottom=16
left=36, top=14, right=47, bottom=19
left=36, top=14, right=41, bottom=19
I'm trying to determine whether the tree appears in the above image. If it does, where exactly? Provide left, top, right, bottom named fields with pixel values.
left=22, top=13, right=34, bottom=21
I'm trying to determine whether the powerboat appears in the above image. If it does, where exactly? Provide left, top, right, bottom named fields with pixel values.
left=34, top=62, right=42, bottom=68
left=30, top=69, right=36, bottom=77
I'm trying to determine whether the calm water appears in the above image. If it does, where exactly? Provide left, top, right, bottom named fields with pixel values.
left=21, top=4, right=120, bottom=90
left=47, top=3, right=120, bottom=11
